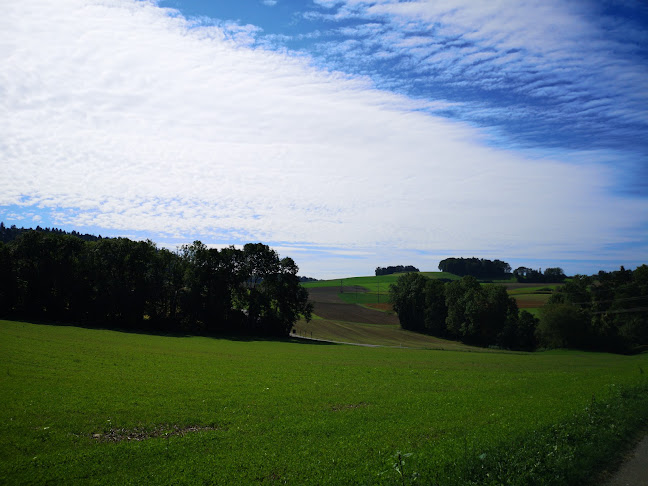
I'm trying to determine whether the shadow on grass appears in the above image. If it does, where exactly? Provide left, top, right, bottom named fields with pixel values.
left=0, top=315, right=340, bottom=346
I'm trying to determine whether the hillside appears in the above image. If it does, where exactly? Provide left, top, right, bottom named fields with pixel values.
left=297, top=273, right=560, bottom=347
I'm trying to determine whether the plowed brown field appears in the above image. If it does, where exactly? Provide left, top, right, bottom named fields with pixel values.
left=307, top=286, right=398, bottom=325
left=312, top=302, right=399, bottom=325
left=365, top=303, right=393, bottom=312
left=307, top=286, right=366, bottom=303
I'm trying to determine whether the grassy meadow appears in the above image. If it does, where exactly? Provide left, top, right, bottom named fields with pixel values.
left=2, top=319, right=648, bottom=484
left=302, top=272, right=463, bottom=290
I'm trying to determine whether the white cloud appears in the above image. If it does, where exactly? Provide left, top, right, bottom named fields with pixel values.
left=309, top=0, right=648, bottom=135
left=1, top=0, right=646, bottom=277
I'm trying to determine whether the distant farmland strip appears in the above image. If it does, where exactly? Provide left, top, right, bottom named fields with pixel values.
left=312, top=302, right=399, bottom=325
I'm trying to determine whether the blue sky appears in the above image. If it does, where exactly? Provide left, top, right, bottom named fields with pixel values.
left=1, top=0, right=647, bottom=278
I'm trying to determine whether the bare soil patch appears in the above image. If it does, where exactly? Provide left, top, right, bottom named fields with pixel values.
left=92, top=424, right=217, bottom=442
left=516, top=302, right=542, bottom=309
left=515, top=299, right=547, bottom=309
left=307, top=286, right=366, bottom=303
left=504, top=283, right=563, bottom=290
left=313, top=302, right=399, bottom=325
left=512, top=293, right=551, bottom=309
left=366, top=303, right=394, bottom=312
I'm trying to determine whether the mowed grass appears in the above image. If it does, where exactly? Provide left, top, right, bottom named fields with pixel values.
left=2, top=320, right=648, bottom=485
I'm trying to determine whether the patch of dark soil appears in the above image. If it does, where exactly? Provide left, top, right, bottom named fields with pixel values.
left=313, top=302, right=399, bottom=325
left=91, top=424, right=218, bottom=442
left=515, top=301, right=545, bottom=309
left=365, top=303, right=394, bottom=312
left=307, top=286, right=367, bottom=303
left=504, top=283, right=564, bottom=290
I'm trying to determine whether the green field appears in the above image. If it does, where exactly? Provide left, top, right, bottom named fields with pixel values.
left=338, top=291, right=391, bottom=305
left=508, top=284, right=562, bottom=314
left=304, top=272, right=460, bottom=306
left=2, top=320, right=647, bottom=484
left=303, top=272, right=461, bottom=291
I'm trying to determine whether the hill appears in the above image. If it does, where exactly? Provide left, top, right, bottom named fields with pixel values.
left=298, top=273, right=560, bottom=347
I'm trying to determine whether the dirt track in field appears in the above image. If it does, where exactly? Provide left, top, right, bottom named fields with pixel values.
left=307, top=287, right=399, bottom=325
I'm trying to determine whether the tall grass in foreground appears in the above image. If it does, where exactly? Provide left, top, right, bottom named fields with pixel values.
left=1, top=320, right=646, bottom=484
left=408, top=381, right=648, bottom=485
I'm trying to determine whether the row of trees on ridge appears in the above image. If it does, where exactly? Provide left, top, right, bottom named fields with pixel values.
left=438, top=258, right=511, bottom=279
left=375, top=265, right=419, bottom=276
left=438, top=257, right=566, bottom=283
left=0, top=222, right=102, bottom=243
left=513, top=266, right=566, bottom=283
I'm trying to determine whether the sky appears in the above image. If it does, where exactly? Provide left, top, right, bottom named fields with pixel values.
left=1, top=0, right=647, bottom=279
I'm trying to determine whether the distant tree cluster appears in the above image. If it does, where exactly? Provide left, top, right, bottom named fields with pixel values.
left=0, top=222, right=103, bottom=243
left=375, top=265, right=419, bottom=276
left=513, top=267, right=566, bottom=283
left=389, top=273, right=537, bottom=350
left=438, top=258, right=511, bottom=279
left=390, top=266, right=648, bottom=353
left=0, top=230, right=312, bottom=337
left=538, top=266, right=648, bottom=352
left=298, top=276, right=319, bottom=282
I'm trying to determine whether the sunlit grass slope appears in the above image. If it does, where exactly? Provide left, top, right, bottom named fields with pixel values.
left=1, top=320, right=647, bottom=484
left=304, top=272, right=458, bottom=306
left=302, top=272, right=460, bottom=290
left=293, top=318, right=483, bottom=351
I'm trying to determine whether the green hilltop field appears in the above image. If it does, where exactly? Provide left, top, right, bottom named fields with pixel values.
left=2, top=319, right=647, bottom=484
left=303, top=272, right=460, bottom=306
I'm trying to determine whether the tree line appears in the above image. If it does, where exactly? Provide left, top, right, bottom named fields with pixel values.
left=438, top=257, right=566, bottom=283
left=375, top=265, right=419, bottom=276
left=438, top=257, right=511, bottom=279
left=0, top=229, right=312, bottom=337
left=390, top=273, right=537, bottom=350
left=389, top=266, right=647, bottom=352
left=539, top=266, right=648, bottom=352
left=513, top=266, right=566, bottom=283
left=0, top=222, right=103, bottom=243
